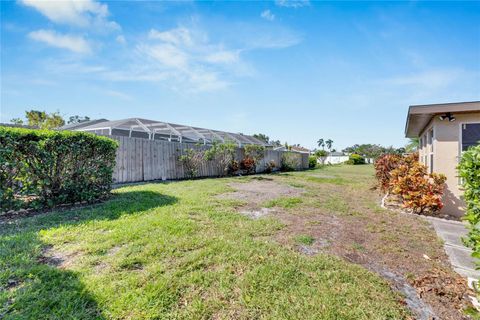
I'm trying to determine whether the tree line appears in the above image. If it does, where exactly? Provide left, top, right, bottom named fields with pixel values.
left=10, top=110, right=90, bottom=129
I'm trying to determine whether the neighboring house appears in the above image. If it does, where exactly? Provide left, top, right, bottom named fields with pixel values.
left=405, top=101, right=480, bottom=217
left=290, top=146, right=311, bottom=154
left=325, top=152, right=349, bottom=164
left=60, top=117, right=268, bottom=147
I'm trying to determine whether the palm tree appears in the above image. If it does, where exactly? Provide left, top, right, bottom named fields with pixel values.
left=405, top=138, right=419, bottom=153
left=317, top=138, right=325, bottom=150
left=326, top=139, right=333, bottom=151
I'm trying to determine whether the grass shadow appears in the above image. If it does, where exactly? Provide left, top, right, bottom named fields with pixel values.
left=0, top=190, right=177, bottom=319
left=1, top=190, right=178, bottom=235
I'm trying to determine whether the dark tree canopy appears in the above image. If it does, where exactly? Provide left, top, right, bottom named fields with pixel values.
left=68, top=115, right=91, bottom=124
left=253, top=133, right=270, bottom=144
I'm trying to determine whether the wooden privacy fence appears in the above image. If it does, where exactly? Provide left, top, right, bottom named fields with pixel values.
left=111, top=136, right=309, bottom=183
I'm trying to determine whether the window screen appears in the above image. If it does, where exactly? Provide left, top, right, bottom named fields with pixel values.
left=462, top=123, right=480, bottom=151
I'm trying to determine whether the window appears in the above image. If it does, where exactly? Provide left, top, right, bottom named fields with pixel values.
left=425, top=127, right=434, bottom=173
left=462, top=123, right=480, bottom=151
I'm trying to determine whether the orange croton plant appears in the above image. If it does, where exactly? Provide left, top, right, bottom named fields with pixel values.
left=389, top=158, right=446, bottom=214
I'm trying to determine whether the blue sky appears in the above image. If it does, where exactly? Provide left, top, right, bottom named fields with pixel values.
left=1, top=0, right=479, bottom=150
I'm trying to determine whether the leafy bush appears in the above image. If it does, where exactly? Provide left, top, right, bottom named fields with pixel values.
left=244, top=144, right=265, bottom=162
left=281, top=152, right=300, bottom=172
left=374, top=154, right=403, bottom=192
left=265, top=160, right=276, bottom=173
left=0, top=126, right=118, bottom=212
left=346, top=154, right=365, bottom=165
left=308, top=155, right=317, bottom=169
left=240, top=157, right=256, bottom=174
left=458, top=145, right=480, bottom=260
left=204, top=142, right=237, bottom=176
left=314, top=150, right=327, bottom=157
left=243, top=144, right=265, bottom=174
left=387, top=154, right=446, bottom=214
left=314, top=150, right=328, bottom=165
left=178, top=148, right=204, bottom=179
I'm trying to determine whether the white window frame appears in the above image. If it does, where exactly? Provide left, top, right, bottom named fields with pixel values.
left=421, top=123, right=435, bottom=173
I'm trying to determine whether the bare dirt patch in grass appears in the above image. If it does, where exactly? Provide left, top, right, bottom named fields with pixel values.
left=218, top=179, right=304, bottom=218
left=39, top=246, right=83, bottom=270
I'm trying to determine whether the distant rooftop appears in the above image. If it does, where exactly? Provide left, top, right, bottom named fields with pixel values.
left=61, top=118, right=269, bottom=147
left=60, top=119, right=108, bottom=131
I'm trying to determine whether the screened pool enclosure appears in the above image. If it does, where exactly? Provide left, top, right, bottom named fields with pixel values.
left=63, top=118, right=269, bottom=147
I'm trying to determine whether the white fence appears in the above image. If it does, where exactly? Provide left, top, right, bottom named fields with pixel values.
left=321, top=155, right=374, bottom=165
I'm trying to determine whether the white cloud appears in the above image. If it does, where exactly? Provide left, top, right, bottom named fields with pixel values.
left=204, top=50, right=239, bottom=64
left=148, top=27, right=194, bottom=47
left=139, top=43, right=188, bottom=69
left=261, top=10, right=275, bottom=21
left=116, top=35, right=126, bottom=45
left=275, top=0, right=310, bottom=8
left=20, top=0, right=119, bottom=30
left=386, top=69, right=462, bottom=90
left=28, top=29, right=91, bottom=54
left=28, top=22, right=300, bottom=93
left=131, top=26, right=241, bottom=91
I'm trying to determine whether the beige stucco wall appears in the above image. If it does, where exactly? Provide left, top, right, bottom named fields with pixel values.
left=419, top=112, right=480, bottom=217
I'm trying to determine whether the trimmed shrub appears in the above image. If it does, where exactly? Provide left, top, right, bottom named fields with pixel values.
left=308, top=155, right=317, bottom=169
left=346, top=154, right=365, bottom=165
left=0, top=126, right=118, bottom=212
left=458, top=145, right=480, bottom=260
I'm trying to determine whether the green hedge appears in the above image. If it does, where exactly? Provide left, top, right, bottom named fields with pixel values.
left=0, top=126, right=118, bottom=212
left=346, top=153, right=365, bottom=165
left=459, top=145, right=480, bottom=262
left=308, top=155, right=317, bottom=169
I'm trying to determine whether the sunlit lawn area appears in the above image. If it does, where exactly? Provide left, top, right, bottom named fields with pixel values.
left=1, top=165, right=413, bottom=319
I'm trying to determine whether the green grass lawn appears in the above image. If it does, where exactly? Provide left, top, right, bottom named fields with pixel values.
left=0, top=165, right=409, bottom=319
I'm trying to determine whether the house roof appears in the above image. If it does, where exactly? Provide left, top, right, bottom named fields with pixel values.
left=59, top=119, right=109, bottom=131
left=66, top=117, right=269, bottom=147
left=404, top=101, right=480, bottom=138
left=290, top=146, right=311, bottom=153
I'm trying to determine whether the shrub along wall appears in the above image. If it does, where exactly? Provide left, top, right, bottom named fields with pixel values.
left=374, top=153, right=446, bottom=215
left=0, top=126, right=118, bottom=213
left=458, top=145, right=480, bottom=262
